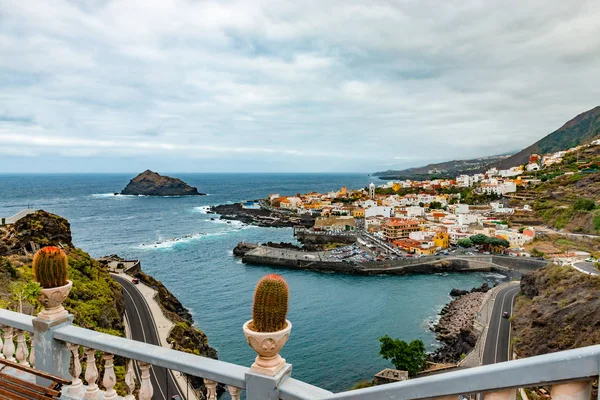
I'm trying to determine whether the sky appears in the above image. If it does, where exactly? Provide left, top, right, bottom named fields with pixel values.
left=1, top=0, right=600, bottom=173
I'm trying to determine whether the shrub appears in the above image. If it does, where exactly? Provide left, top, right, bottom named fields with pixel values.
left=378, top=335, right=427, bottom=377
left=573, top=198, right=596, bottom=211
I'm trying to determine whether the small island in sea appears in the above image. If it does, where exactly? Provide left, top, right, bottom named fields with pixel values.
left=120, top=170, right=205, bottom=196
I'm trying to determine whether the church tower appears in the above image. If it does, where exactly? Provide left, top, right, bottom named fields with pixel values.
left=369, top=182, right=375, bottom=199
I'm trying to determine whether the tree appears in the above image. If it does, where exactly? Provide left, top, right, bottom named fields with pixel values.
left=457, top=238, right=473, bottom=248
left=469, top=234, right=489, bottom=246
left=378, top=335, right=428, bottom=377
left=429, top=201, right=443, bottom=210
left=10, top=281, right=41, bottom=314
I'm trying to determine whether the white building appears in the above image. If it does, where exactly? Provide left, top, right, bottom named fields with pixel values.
left=458, top=213, right=479, bottom=226
left=406, top=206, right=425, bottom=218
left=454, top=204, right=469, bottom=214
left=369, top=182, right=375, bottom=199
left=365, top=206, right=394, bottom=218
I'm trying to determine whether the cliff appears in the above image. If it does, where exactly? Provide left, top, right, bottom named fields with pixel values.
left=121, top=170, right=205, bottom=196
left=512, top=264, right=600, bottom=357
left=0, top=210, right=124, bottom=335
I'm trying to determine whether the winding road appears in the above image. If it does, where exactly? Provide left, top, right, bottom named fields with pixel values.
left=112, top=274, right=185, bottom=400
left=482, top=285, right=520, bottom=365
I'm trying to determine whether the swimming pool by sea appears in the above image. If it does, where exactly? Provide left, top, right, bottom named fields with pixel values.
left=0, top=173, right=506, bottom=392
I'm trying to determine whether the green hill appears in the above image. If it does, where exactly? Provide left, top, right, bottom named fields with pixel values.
left=495, top=106, right=600, bottom=169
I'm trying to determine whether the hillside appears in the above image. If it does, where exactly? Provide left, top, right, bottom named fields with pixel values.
left=512, top=264, right=600, bottom=357
left=495, top=106, right=600, bottom=169
left=373, top=154, right=511, bottom=180
left=518, top=143, right=600, bottom=234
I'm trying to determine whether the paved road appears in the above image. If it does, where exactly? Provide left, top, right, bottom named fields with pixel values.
left=482, top=285, right=520, bottom=365
left=572, top=262, right=599, bottom=275
left=113, top=274, right=184, bottom=400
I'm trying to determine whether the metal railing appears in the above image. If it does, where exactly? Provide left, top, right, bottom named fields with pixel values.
left=0, top=307, right=598, bottom=400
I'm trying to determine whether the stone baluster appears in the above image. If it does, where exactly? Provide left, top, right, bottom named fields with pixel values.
left=15, top=330, right=29, bottom=366
left=124, top=360, right=135, bottom=400
left=204, top=379, right=218, bottom=400
left=485, top=389, right=516, bottom=400
left=28, top=333, right=35, bottom=367
left=84, top=347, right=100, bottom=400
left=138, top=361, right=153, bottom=400
left=227, top=385, right=242, bottom=400
left=102, top=353, right=118, bottom=400
left=551, top=381, right=592, bottom=400
left=67, top=343, right=83, bottom=389
left=2, top=327, right=15, bottom=361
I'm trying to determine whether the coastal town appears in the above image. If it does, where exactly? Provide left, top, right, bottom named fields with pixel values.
left=225, top=139, right=600, bottom=269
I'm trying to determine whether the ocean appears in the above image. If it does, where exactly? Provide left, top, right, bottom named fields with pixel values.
left=0, top=173, right=503, bottom=392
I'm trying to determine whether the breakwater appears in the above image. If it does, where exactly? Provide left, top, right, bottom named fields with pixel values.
left=240, top=245, right=550, bottom=275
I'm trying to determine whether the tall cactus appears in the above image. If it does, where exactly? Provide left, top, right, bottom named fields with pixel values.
left=251, top=274, right=289, bottom=332
left=32, top=246, right=69, bottom=288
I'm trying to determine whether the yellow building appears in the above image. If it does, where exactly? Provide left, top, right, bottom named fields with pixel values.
left=433, top=232, right=450, bottom=249
left=339, top=187, right=348, bottom=196
left=352, top=208, right=365, bottom=218
left=392, top=182, right=401, bottom=192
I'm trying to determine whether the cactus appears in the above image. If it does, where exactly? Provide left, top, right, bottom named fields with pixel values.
left=251, top=274, right=289, bottom=332
left=32, top=246, right=69, bottom=289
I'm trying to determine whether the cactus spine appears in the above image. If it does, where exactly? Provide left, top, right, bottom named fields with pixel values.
left=32, top=246, right=69, bottom=288
left=251, top=274, right=289, bottom=332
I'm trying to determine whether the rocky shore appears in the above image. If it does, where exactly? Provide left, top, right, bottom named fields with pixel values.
left=429, top=283, right=490, bottom=363
left=211, top=202, right=314, bottom=228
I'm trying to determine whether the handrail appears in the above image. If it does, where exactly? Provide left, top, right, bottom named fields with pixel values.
left=0, top=309, right=35, bottom=332
left=323, top=345, right=600, bottom=399
left=53, top=324, right=248, bottom=388
left=279, top=377, right=333, bottom=400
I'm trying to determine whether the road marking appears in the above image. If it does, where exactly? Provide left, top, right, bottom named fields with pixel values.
left=117, top=276, right=184, bottom=399
left=507, top=289, right=518, bottom=361
left=120, top=281, right=168, bottom=400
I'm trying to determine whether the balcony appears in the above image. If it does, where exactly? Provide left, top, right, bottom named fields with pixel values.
left=0, top=288, right=598, bottom=400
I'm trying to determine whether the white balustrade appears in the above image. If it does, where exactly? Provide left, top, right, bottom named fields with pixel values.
left=124, top=360, right=135, bottom=400
left=2, top=326, right=15, bottom=361
left=138, top=361, right=154, bottom=400
left=0, top=327, right=4, bottom=359
left=228, top=385, right=242, bottom=400
left=204, top=378, right=218, bottom=400
left=15, top=329, right=29, bottom=366
left=102, top=353, right=118, bottom=400
left=84, top=347, right=100, bottom=399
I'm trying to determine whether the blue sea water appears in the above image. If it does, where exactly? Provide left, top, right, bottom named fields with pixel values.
left=0, top=173, right=502, bottom=392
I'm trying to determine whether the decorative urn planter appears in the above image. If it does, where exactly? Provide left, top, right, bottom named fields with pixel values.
left=38, top=280, right=73, bottom=321
left=243, top=319, right=292, bottom=376
left=245, top=274, right=291, bottom=376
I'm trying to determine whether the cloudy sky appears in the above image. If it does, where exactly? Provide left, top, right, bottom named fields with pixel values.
left=1, top=0, right=599, bottom=173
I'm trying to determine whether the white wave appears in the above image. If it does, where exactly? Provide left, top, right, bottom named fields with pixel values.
left=136, top=233, right=206, bottom=250
left=482, top=272, right=508, bottom=280
left=91, top=193, right=139, bottom=199
left=193, top=206, right=212, bottom=214
left=211, top=219, right=245, bottom=227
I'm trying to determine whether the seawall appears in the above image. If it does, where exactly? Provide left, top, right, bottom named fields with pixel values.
left=241, top=246, right=548, bottom=275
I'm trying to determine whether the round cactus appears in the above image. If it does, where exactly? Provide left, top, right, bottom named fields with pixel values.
left=32, top=246, right=69, bottom=289
left=251, top=274, right=289, bottom=332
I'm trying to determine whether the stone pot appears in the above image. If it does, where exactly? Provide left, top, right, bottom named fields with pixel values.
left=37, top=280, right=73, bottom=321
left=243, top=319, right=292, bottom=376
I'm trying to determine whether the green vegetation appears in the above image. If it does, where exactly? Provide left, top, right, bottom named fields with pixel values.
left=530, top=248, right=545, bottom=258
left=468, top=234, right=510, bottom=251
left=32, top=246, right=69, bottom=288
left=378, top=335, right=427, bottom=377
left=251, top=274, right=289, bottom=332
left=457, top=239, right=473, bottom=248
left=573, top=198, right=596, bottom=211
left=10, top=281, right=40, bottom=314
left=429, top=201, right=443, bottom=210
left=350, top=380, right=374, bottom=390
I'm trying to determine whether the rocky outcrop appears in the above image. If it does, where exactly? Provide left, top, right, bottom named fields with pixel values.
left=0, top=210, right=73, bottom=256
left=121, top=170, right=205, bottom=196
left=450, top=283, right=490, bottom=297
left=233, top=242, right=258, bottom=257
left=212, top=203, right=315, bottom=228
